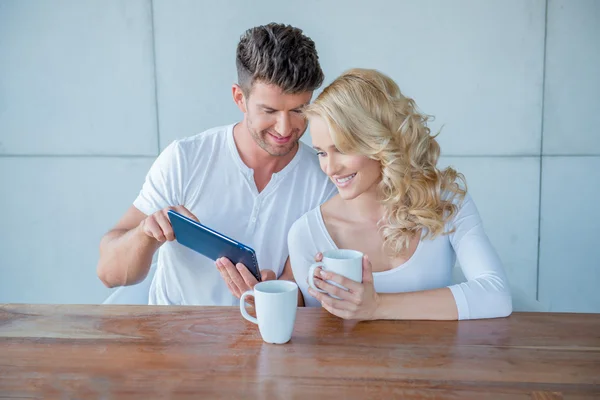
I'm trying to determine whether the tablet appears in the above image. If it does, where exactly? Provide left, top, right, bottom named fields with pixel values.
left=167, top=210, right=261, bottom=282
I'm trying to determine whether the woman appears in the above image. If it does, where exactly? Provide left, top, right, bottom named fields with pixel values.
left=288, top=68, right=512, bottom=320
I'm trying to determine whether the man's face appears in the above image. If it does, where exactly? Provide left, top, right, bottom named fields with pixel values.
left=243, top=82, right=313, bottom=156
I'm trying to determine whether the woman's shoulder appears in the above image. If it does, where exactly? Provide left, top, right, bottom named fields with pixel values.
left=288, top=206, right=323, bottom=243
left=319, top=194, right=343, bottom=218
left=287, top=204, right=335, bottom=262
left=439, top=181, right=474, bottom=214
left=291, top=194, right=342, bottom=234
left=443, top=190, right=486, bottom=236
left=450, top=191, right=477, bottom=217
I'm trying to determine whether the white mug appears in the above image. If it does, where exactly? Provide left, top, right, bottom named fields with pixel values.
left=308, top=249, right=363, bottom=299
left=239, top=280, right=298, bottom=344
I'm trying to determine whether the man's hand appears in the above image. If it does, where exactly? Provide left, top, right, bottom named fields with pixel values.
left=139, top=205, right=198, bottom=243
left=216, top=257, right=276, bottom=299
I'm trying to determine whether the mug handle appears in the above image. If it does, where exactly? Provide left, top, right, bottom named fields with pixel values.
left=240, top=290, right=258, bottom=324
left=308, top=262, right=328, bottom=293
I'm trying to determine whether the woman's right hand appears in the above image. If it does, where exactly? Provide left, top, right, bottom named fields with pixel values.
left=309, top=255, right=380, bottom=321
left=306, top=252, right=324, bottom=286
left=314, top=252, right=323, bottom=263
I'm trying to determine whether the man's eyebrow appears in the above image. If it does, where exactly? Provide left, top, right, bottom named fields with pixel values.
left=296, top=103, right=310, bottom=109
left=257, top=103, right=308, bottom=111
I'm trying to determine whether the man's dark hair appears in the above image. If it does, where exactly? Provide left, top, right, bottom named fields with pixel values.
left=236, top=23, right=324, bottom=96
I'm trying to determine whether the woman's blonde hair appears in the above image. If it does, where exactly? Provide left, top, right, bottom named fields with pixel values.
left=304, top=68, right=466, bottom=255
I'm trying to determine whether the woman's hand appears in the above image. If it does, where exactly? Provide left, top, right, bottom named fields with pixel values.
left=308, top=254, right=380, bottom=321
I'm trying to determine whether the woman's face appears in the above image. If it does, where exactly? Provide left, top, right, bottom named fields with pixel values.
left=310, top=116, right=381, bottom=201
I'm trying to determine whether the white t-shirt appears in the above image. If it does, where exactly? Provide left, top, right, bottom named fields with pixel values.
left=134, top=124, right=337, bottom=305
left=288, top=194, right=512, bottom=320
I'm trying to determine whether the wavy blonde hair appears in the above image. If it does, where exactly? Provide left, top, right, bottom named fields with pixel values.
left=304, top=68, right=466, bottom=255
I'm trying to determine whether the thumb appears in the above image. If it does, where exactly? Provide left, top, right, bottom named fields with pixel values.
left=261, top=269, right=276, bottom=281
left=362, top=255, right=374, bottom=283
left=172, top=205, right=199, bottom=222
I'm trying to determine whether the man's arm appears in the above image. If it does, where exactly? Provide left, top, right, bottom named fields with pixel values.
left=97, top=206, right=156, bottom=288
left=97, top=205, right=197, bottom=288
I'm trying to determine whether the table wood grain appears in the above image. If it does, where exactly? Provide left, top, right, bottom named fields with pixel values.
left=1, top=305, right=599, bottom=399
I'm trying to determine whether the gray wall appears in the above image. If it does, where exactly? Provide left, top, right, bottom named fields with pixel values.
left=0, top=0, right=598, bottom=312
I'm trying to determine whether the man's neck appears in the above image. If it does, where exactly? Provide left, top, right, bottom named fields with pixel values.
left=232, top=122, right=299, bottom=176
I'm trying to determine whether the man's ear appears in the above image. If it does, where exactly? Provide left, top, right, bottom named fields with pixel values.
left=232, top=84, right=247, bottom=113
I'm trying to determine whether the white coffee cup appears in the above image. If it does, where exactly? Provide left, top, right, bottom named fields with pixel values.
left=308, top=249, right=363, bottom=299
left=239, top=280, right=298, bottom=344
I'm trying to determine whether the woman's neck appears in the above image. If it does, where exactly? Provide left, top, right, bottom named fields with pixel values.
left=342, top=186, right=386, bottom=226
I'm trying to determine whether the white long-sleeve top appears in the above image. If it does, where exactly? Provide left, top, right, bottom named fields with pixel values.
left=288, top=193, right=512, bottom=320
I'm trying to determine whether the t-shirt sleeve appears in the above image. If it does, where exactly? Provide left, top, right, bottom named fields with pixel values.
left=447, top=194, right=513, bottom=320
left=133, top=140, right=184, bottom=216
left=287, top=213, right=322, bottom=307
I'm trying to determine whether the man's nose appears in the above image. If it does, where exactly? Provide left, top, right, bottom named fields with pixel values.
left=274, top=114, right=292, bottom=136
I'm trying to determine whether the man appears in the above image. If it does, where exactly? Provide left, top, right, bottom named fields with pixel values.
left=97, top=23, right=336, bottom=305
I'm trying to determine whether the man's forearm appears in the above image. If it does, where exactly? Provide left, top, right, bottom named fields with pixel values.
left=97, top=224, right=160, bottom=288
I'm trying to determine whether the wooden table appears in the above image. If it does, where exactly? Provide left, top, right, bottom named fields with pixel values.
left=1, top=305, right=599, bottom=399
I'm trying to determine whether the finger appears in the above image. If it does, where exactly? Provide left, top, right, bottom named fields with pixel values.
left=261, top=269, right=276, bottom=281
left=171, top=205, right=199, bottom=222
left=309, top=288, right=352, bottom=318
left=242, top=296, right=255, bottom=307
left=215, top=260, right=229, bottom=282
left=313, top=278, right=354, bottom=301
left=217, top=259, right=240, bottom=297
left=237, top=263, right=258, bottom=287
left=320, top=297, right=351, bottom=319
left=216, top=261, right=234, bottom=291
left=139, top=218, right=154, bottom=239
left=221, top=258, right=248, bottom=293
left=154, top=211, right=175, bottom=241
left=144, top=217, right=166, bottom=242
left=362, top=255, right=374, bottom=283
left=308, top=287, right=354, bottom=311
left=319, top=292, right=357, bottom=313
left=319, top=270, right=362, bottom=293
left=308, top=287, right=322, bottom=301
left=312, top=266, right=323, bottom=278
left=225, top=277, right=240, bottom=298
left=307, top=266, right=323, bottom=287
left=314, top=252, right=323, bottom=262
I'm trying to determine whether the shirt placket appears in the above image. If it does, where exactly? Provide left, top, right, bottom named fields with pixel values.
left=245, top=173, right=278, bottom=235
left=247, top=196, right=261, bottom=234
